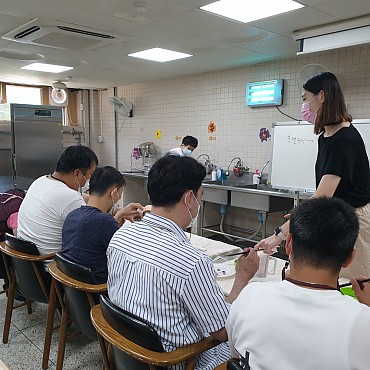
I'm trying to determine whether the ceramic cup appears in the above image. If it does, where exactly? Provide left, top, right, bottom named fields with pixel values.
left=254, top=251, right=278, bottom=278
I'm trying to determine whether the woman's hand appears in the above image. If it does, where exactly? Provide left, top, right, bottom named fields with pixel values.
left=254, top=234, right=282, bottom=254
left=114, top=203, right=144, bottom=225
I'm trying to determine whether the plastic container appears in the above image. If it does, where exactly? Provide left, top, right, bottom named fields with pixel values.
left=253, top=169, right=260, bottom=184
left=211, top=168, right=217, bottom=181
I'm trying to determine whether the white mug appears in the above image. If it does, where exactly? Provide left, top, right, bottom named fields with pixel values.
left=254, top=251, right=278, bottom=278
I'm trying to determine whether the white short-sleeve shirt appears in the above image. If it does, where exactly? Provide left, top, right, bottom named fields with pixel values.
left=18, top=175, right=85, bottom=254
left=226, top=280, right=370, bottom=370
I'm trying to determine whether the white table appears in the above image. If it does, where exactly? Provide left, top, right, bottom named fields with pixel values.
left=215, top=254, right=287, bottom=296
left=186, top=232, right=241, bottom=259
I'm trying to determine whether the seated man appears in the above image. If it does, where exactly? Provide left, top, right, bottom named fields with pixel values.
left=226, top=197, right=370, bottom=370
left=107, top=155, right=259, bottom=370
left=17, top=145, right=98, bottom=255
left=0, top=188, right=26, bottom=290
left=169, top=135, right=198, bottom=157
left=61, top=166, right=144, bottom=283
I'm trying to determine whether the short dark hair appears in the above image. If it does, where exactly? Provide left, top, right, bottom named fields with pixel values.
left=182, top=135, right=198, bottom=148
left=88, top=166, right=126, bottom=196
left=147, top=155, right=206, bottom=207
left=290, top=197, right=359, bottom=272
left=55, top=146, right=98, bottom=174
left=303, top=72, right=351, bottom=134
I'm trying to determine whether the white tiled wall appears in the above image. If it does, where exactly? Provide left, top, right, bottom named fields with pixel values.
left=91, top=44, right=370, bottom=175
left=87, top=44, right=370, bottom=238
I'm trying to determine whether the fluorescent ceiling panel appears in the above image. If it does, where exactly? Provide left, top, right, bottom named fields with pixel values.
left=128, top=48, right=192, bottom=62
left=201, top=0, right=304, bottom=23
left=21, top=63, right=74, bottom=73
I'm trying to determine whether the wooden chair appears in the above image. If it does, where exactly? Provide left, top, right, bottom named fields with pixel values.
left=0, top=234, right=54, bottom=347
left=90, top=294, right=223, bottom=370
left=43, top=253, right=107, bottom=370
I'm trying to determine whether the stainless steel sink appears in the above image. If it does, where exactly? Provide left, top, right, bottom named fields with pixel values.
left=202, top=179, right=294, bottom=211
left=237, top=183, right=290, bottom=193
left=202, top=179, right=246, bottom=187
left=230, top=184, right=293, bottom=212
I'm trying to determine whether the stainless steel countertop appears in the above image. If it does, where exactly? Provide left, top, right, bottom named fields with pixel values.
left=121, top=171, right=148, bottom=179
left=120, top=171, right=313, bottom=200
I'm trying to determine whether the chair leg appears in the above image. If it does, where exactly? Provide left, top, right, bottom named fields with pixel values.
left=2, top=275, right=16, bottom=343
left=42, top=280, right=57, bottom=370
left=96, top=333, right=110, bottom=370
left=56, top=300, right=69, bottom=370
left=27, top=300, right=32, bottom=314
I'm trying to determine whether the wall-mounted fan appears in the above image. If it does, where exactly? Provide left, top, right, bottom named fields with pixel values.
left=50, top=81, right=68, bottom=106
left=296, top=63, right=330, bottom=91
left=108, top=96, right=133, bottom=117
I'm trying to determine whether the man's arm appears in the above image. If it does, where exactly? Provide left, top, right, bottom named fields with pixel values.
left=226, top=249, right=259, bottom=304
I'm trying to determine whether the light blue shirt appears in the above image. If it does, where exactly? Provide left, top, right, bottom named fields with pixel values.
left=107, top=213, right=230, bottom=370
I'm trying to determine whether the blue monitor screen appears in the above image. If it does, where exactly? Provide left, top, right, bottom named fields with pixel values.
left=246, top=79, right=284, bottom=107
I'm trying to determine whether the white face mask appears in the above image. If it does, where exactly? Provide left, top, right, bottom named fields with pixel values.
left=185, top=191, right=201, bottom=228
left=110, top=189, right=121, bottom=214
left=80, top=179, right=90, bottom=194
left=76, top=171, right=87, bottom=195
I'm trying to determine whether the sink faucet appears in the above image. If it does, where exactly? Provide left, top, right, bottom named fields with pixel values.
left=197, top=154, right=213, bottom=174
left=259, top=160, right=270, bottom=182
left=226, top=157, right=243, bottom=176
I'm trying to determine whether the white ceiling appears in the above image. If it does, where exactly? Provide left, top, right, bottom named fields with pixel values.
left=0, top=0, right=369, bottom=89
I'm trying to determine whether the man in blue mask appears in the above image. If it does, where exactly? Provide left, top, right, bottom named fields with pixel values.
left=168, top=135, right=198, bottom=157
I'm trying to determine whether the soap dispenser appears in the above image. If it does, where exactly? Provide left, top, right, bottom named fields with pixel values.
left=253, top=169, right=260, bottom=185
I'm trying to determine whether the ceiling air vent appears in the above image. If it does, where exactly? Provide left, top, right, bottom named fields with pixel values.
left=2, top=18, right=126, bottom=51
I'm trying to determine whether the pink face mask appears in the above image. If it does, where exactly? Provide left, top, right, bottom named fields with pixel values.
left=300, top=92, right=321, bottom=124
left=301, top=102, right=317, bottom=124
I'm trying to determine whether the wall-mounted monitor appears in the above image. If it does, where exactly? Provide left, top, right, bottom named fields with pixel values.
left=246, top=79, right=284, bottom=107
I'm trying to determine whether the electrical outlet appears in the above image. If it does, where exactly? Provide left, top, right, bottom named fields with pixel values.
left=98, top=135, right=104, bottom=143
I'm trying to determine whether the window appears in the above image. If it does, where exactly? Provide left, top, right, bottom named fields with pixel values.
left=6, top=85, right=42, bottom=105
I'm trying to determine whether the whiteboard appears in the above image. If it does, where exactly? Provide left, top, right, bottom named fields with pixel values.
left=270, top=120, right=370, bottom=192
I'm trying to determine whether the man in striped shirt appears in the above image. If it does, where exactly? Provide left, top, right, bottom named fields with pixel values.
left=107, top=155, right=259, bottom=370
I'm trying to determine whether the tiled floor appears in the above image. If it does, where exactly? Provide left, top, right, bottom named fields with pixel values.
left=0, top=280, right=103, bottom=370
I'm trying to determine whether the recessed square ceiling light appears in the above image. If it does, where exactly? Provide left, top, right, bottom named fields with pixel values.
left=128, top=48, right=192, bottom=62
left=21, top=63, right=74, bottom=73
left=201, top=0, right=304, bottom=23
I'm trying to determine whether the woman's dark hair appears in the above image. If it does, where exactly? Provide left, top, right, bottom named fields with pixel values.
left=147, top=155, right=206, bottom=207
left=55, top=146, right=98, bottom=174
left=290, top=197, right=359, bottom=272
left=89, top=166, right=126, bottom=196
left=303, top=72, right=352, bottom=134
left=182, top=135, right=198, bottom=148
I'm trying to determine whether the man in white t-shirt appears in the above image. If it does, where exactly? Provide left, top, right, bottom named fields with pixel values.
left=168, top=135, right=198, bottom=157
left=17, top=145, right=98, bottom=255
left=226, top=197, right=370, bottom=370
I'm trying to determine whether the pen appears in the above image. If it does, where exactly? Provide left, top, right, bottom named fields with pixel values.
left=339, top=278, right=370, bottom=289
left=226, top=248, right=265, bottom=257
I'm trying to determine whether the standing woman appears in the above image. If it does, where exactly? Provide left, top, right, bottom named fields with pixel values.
left=255, top=72, right=370, bottom=278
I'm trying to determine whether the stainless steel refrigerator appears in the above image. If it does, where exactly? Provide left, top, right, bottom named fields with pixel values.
left=0, top=103, right=63, bottom=190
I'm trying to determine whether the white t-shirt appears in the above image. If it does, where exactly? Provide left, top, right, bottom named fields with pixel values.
left=18, top=175, right=85, bottom=255
left=226, top=280, right=370, bottom=370
left=168, top=147, right=184, bottom=156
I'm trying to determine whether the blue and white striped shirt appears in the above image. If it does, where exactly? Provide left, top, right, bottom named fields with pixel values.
left=107, top=213, right=231, bottom=370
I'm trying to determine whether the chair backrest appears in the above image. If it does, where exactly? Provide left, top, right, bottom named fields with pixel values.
left=3, top=233, right=50, bottom=303
left=99, top=294, right=165, bottom=370
left=54, top=252, right=100, bottom=339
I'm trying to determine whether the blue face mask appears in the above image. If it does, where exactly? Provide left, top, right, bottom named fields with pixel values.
left=182, top=147, right=192, bottom=157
